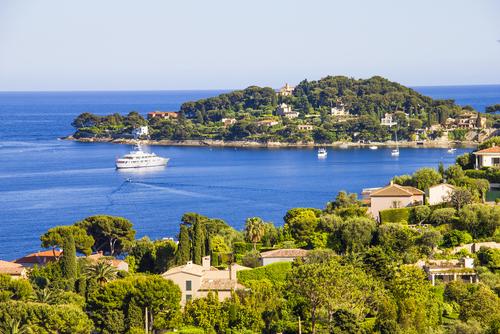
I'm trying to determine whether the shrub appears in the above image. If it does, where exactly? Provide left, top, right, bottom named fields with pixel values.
left=379, top=208, right=411, bottom=224
left=233, top=242, right=257, bottom=255
left=237, top=262, right=292, bottom=287
left=441, top=230, right=473, bottom=248
left=429, top=208, right=457, bottom=225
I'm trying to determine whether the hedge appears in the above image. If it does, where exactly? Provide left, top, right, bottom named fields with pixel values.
left=233, top=242, right=260, bottom=255
left=465, top=169, right=500, bottom=183
left=379, top=207, right=411, bottom=224
left=237, top=262, right=292, bottom=287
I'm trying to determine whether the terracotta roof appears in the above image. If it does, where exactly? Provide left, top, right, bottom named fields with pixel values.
left=260, top=248, right=309, bottom=259
left=0, top=260, right=26, bottom=275
left=85, top=253, right=128, bottom=269
left=199, top=278, right=243, bottom=291
left=428, top=183, right=456, bottom=190
left=370, top=183, right=424, bottom=197
left=14, top=250, right=62, bottom=264
left=162, top=262, right=210, bottom=277
left=474, top=146, right=500, bottom=154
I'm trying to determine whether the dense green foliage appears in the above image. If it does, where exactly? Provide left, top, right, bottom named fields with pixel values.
left=72, top=76, right=496, bottom=144
left=379, top=207, right=411, bottom=224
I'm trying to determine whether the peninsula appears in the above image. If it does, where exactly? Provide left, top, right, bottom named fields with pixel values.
left=68, top=76, right=500, bottom=147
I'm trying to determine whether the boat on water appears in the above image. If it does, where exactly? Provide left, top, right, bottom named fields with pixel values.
left=447, top=148, right=457, bottom=153
left=317, top=148, right=327, bottom=158
left=391, top=130, right=400, bottom=156
left=115, top=144, right=169, bottom=169
left=369, top=145, right=378, bottom=150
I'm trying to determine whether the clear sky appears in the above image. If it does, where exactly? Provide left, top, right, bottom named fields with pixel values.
left=0, top=0, right=499, bottom=91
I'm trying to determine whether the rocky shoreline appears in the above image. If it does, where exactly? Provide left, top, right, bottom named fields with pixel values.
left=63, top=136, right=477, bottom=149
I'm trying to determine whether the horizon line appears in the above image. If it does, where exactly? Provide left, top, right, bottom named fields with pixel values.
left=1, top=82, right=500, bottom=94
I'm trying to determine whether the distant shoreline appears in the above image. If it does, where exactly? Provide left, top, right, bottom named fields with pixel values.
left=63, top=136, right=477, bottom=149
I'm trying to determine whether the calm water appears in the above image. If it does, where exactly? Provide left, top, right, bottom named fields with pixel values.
left=1, top=86, right=499, bottom=259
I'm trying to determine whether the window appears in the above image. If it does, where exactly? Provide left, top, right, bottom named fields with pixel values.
left=186, top=280, right=192, bottom=291
left=186, top=294, right=192, bottom=302
left=391, top=200, right=401, bottom=208
left=493, top=158, right=500, bottom=166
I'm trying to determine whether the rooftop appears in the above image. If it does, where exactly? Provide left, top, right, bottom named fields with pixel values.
left=260, top=248, right=309, bottom=258
left=474, top=145, right=500, bottom=155
left=14, top=250, right=62, bottom=264
left=370, top=183, right=424, bottom=197
left=0, top=260, right=25, bottom=275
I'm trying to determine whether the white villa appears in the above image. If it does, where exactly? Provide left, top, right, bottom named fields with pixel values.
left=426, top=183, right=456, bottom=205
left=380, top=113, right=397, bottom=127
left=473, top=145, right=500, bottom=168
left=422, top=257, right=478, bottom=286
left=162, top=256, right=249, bottom=305
left=276, top=103, right=299, bottom=119
left=132, top=126, right=149, bottom=139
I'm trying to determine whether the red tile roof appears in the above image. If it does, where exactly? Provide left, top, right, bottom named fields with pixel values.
left=370, top=183, right=424, bottom=197
left=14, top=250, right=62, bottom=265
left=474, top=146, right=500, bottom=154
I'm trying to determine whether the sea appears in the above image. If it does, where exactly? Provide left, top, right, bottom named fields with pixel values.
left=0, top=85, right=499, bottom=260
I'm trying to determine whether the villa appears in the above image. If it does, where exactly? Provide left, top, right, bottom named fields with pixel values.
left=421, top=257, right=478, bottom=286
left=132, top=126, right=149, bottom=139
left=276, top=103, right=299, bottom=119
left=14, top=250, right=62, bottom=268
left=277, top=83, right=294, bottom=96
left=0, top=260, right=27, bottom=279
left=259, top=248, right=309, bottom=266
left=368, top=182, right=424, bottom=219
left=473, top=145, right=500, bottom=168
left=147, top=111, right=179, bottom=120
left=257, top=119, right=280, bottom=127
left=297, top=124, right=314, bottom=131
left=221, top=118, right=237, bottom=127
left=426, top=183, right=456, bottom=205
left=162, top=256, right=249, bottom=305
left=380, top=113, right=397, bottom=127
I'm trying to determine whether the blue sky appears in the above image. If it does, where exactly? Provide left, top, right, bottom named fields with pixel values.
left=0, top=0, right=499, bottom=91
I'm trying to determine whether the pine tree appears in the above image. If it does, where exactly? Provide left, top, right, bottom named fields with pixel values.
left=61, top=231, right=77, bottom=283
left=175, top=224, right=191, bottom=265
left=192, top=221, right=205, bottom=265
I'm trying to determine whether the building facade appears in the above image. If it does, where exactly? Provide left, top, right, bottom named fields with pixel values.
left=473, top=145, right=500, bottom=168
left=368, top=182, right=424, bottom=219
left=426, top=183, right=456, bottom=205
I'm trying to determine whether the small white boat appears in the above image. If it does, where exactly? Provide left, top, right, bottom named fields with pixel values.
left=317, top=148, right=327, bottom=158
left=116, top=144, right=169, bottom=169
left=391, top=148, right=400, bottom=156
left=369, top=145, right=378, bottom=150
left=447, top=148, right=457, bottom=153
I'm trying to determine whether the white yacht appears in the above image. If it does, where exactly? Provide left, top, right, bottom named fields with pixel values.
left=369, top=145, right=378, bottom=150
left=115, top=144, right=169, bottom=169
left=447, top=148, right=457, bottom=153
left=317, top=148, right=327, bottom=158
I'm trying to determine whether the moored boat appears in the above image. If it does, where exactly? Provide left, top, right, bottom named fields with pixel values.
left=115, top=144, right=169, bottom=169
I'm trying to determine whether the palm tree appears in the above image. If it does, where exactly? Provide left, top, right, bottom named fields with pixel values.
left=245, top=217, right=265, bottom=250
left=0, top=317, right=30, bottom=334
left=30, top=288, right=60, bottom=304
left=84, top=260, right=118, bottom=286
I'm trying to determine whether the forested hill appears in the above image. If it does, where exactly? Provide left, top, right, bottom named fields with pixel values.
left=180, top=76, right=462, bottom=124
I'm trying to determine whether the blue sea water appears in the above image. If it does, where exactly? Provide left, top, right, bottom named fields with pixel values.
left=0, top=86, right=499, bottom=260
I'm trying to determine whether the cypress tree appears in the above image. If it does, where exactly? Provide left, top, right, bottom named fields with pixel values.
left=175, top=224, right=191, bottom=265
left=61, top=231, right=77, bottom=283
left=192, top=221, right=205, bottom=265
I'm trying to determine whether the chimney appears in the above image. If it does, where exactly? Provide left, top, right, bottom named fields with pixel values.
left=202, top=256, right=211, bottom=269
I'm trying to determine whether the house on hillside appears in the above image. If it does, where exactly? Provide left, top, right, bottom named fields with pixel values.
left=132, top=126, right=149, bottom=139
left=85, top=252, right=129, bottom=272
left=276, top=103, right=299, bottom=119
left=426, top=183, right=456, bottom=205
left=368, top=182, right=424, bottom=220
left=473, top=145, right=500, bottom=168
left=421, top=257, right=478, bottom=286
left=297, top=124, right=313, bottom=131
left=277, top=83, right=294, bottom=97
left=259, top=249, right=309, bottom=266
left=14, top=250, right=62, bottom=268
left=0, top=260, right=28, bottom=279
left=162, top=256, right=249, bottom=305
left=380, top=113, right=397, bottom=127
left=221, top=118, right=237, bottom=127
left=147, top=111, right=179, bottom=120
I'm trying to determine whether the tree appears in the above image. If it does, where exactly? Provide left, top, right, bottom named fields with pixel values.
left=444, top=164, right=465, bottom=181
left=192, top=220, right=205, bottom=265
left=283, top=208, right=321, bottom=246
left=245, top=217, right=265, bottom=250
left=442, top=230, right=473, bottom=248
left=485, top=104, right=500, bottom=114
left=84, top=261, right=118, bottom=286
left=411, top=168, right=442, bottom=190
left=411, top=206, right=431, bottom=225
left=76, top=215, right=136, bottom=256
left=429, top=208, right=457, bottom=225
left=41, top=225, right=94, bottom=256
left=175, top=224, right=191, bottom=265
left=61, top=231, right=77, bottom=282
left=457, top=204, right=500, bottom=239
left=338, top=217, right=376, bottom=253
left=0, top=316, right=30, bottom=334
left=450, top=188, right=474, bottom=210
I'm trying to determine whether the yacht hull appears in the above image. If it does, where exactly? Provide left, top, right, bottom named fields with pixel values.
left=115, top=158, right=169, bottom=169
